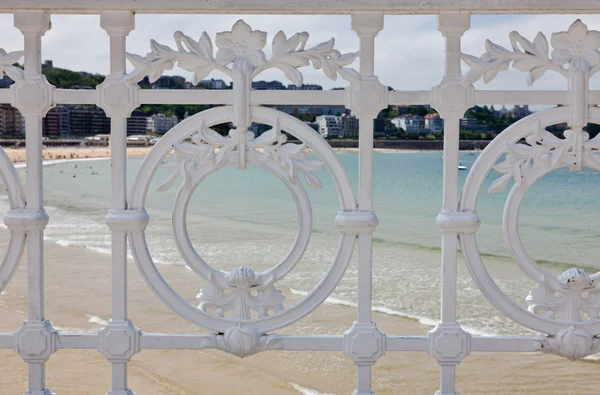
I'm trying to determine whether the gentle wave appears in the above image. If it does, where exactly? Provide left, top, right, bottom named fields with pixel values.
left=289, top=382, right=333, bottom=395
left=14, top=156, right=110, bottom=169
left=289, top=289, right=496, bottom=337
left=87, top=315, right=109, bottom=326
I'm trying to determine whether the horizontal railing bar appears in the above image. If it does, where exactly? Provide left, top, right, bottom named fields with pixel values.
left=139, top=333, right=345, bottom=351
left=0, top=333, right=12, bottom=348
left=0, top=332, right=549, bottom=353
left=0, top=1, right=598, bottom=14
left=54, top=89, right=96, bottom=105
left=2, top=88, right=600, bottom=107
left=471, top=336, right=544, bottom=353
left=389, top=91, right=431, bottom=105
left=140, top=334, right=215, bottom=349
left=475, top=90, right=567, bottom=106
left=140, top=89, right=232, bottom=105
left=58, top=333, right=98, bottom=349
left=387, top=336, right=428, bottom=351
left=279, top=335, right=344, bottom=351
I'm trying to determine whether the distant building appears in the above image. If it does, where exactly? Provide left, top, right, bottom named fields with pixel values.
left=497, top=104, right=531, bottom=119
left=392, top=115, right=425, bottom=134
left=152, top=75, right=187, bottom=89
left=0, top=104, right=24, bottom=136
left=42, top=60, right=54, bottom=72
left=201, top=79, right=228, bottom=89
left=42, top=105, right=147, bottom=137
left=252, top=80, right=286, bottom=90
left=147, top=113, right=179, bottom=134
left=341, top=114, right=358, bottom=138
left=287, top=84, right=323, bottom=91
left=66, top=105, right=111, bottom=136
left=512, top=104, right=531, bottom=118
left=425, top=113, right=444, bottom=133
left=127, top=109, right=148, bottom=136
left=498, top=105, right=511, bottom=118
left=273, top=105, right=346, bottom=117
left=316, top=115, right=343, bottom=138
left=43, top=107, right=62, bottom=138
left=390, top=105, right=412, bottom=115
left=460, top=117, right=484, bottom=131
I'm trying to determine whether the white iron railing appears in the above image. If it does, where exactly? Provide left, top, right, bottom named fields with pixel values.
left=0, top=2, right=599, bottom=394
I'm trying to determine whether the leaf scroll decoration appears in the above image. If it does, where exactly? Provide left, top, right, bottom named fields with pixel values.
left=488, top=121, right=600, bottom=194
left=0, top=47, right=24, bottom=82
left=157, top=120, right=324, bottom=192
left=125, top=19, right=359, bottom=86
left=462, top=20, right=600, bottom=86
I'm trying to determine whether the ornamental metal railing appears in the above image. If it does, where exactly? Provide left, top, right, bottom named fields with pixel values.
left=0, top=1, right=599, bottom=394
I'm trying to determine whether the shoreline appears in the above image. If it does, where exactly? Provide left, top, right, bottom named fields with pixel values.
left=3, top=146, right=152, bottom=164
left=0, top=145, right=475, bottom=164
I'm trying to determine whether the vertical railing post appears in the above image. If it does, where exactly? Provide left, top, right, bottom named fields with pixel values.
left=98, top=11, right=141, bottom=395
left=343, top=13, right=387, bottom=395
left=11, top=10, right=56, bottom=395
left=429, top=13, right=475, bottom=395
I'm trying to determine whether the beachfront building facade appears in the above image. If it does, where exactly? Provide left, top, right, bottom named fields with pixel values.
left=392, top=114, right=425, bottom=134
left=0, top=2, right=599, bottom=395
left=316, top=114, right=343, bottom=138
left=425, top=113, right=444, bottom=133
left=0, top=103, right=24, bottom=136
left=147, top=113, right=179, bottom=134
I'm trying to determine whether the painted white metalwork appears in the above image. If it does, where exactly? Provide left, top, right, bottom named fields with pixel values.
left=0, top=3, right=599, bottom=394
left=460, top=19, right=600, bottom=363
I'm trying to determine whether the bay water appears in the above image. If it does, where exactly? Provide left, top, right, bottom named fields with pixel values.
left=3, top=151, right=599, bottom=337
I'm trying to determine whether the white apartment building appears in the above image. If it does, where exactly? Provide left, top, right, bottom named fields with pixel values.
left=147, top=113, right=179, bottom=134
left=316, top=115, right=343, bottom=138
left=392, top=115, right=425, bottom=134
left=341, top=114, right=359, bottom=138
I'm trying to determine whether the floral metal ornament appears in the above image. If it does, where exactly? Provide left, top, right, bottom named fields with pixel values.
left=125, top=19, right=359, bottom=86
left=527, top=268, right=600, bottom=322
left=157, top=119, right=323, bottom=192
left=198, top=266, right=285, bottom=319
left=208, top=323, right=283, bottom=358
left=0, top=47, right=24, bottom=82
left=487, top=120, right=600, bottom=194
left=215, top=20, right=267, bottom=69
left=461, top=19, right=600, bottom=86
left=551, top=20, right=600, bottom=73
left=542, top=326, right=600, bottom=361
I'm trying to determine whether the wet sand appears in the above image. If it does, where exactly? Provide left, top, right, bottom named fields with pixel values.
left=0, top=237, right=598, bottom=395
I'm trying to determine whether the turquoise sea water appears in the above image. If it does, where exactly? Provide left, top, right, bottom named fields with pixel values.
left=5, top=151, right=600, bottom=336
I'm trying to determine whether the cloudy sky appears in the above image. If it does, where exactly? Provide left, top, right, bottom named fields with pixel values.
left=0, top=13, right=599, bottom=94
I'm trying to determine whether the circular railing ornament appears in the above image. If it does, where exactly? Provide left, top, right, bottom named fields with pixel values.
left=0, top=147, right=27, bottom=294
left=129, top=106, right=357, bottom=334
left=460, top=107, right=600, bottom=358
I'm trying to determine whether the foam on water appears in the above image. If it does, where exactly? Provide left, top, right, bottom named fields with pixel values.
left=289, top=382, right=334, bottom=395
left=289, top=289, right=497, bottom=337
left=14, top=157, right=110, bottom=169
left=87, top=315, right=110, bottom=326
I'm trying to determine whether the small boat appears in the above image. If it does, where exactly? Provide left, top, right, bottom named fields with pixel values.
left=458, top=162, right=468, bottom=170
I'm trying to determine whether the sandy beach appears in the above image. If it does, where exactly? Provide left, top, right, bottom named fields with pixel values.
left=3, top=146, right=152, bottom=163
left=0, top=236, right=598, bottom=395
left=0, top=145, right=437, bottom=165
